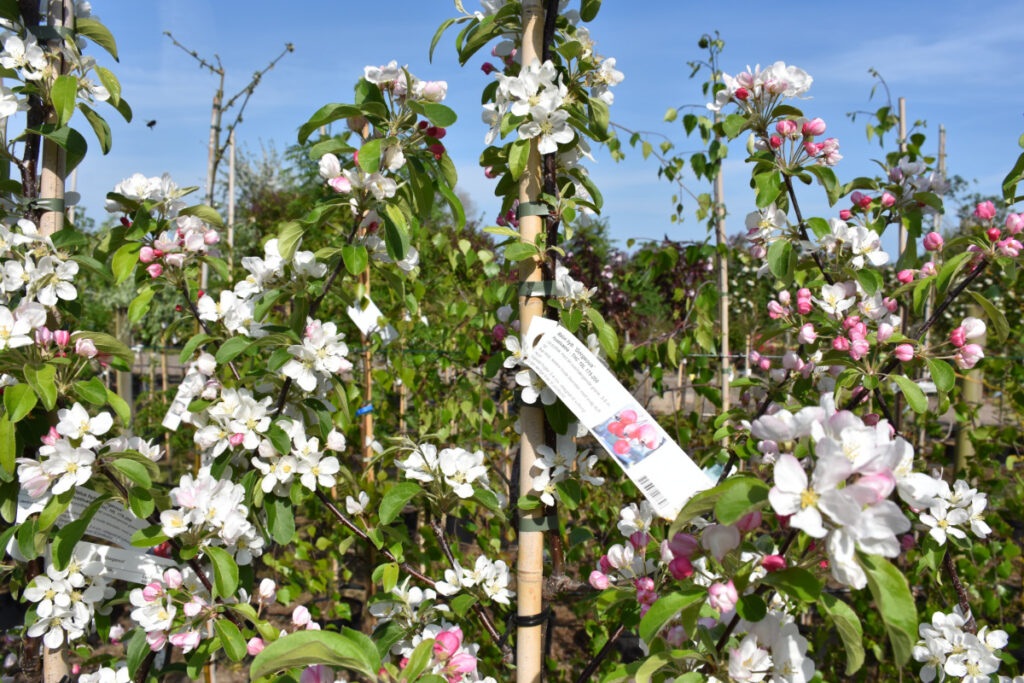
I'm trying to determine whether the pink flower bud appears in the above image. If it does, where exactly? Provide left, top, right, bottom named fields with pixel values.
left=429, top=143, right=446, bottom=160
left=900, top=534, right=915, bottom=552
left=589, top=570, right=610, bottom=590
left=998, top=238, right=1022, bottom=257
left=708, top=580, right=738, bottom=613
left=54, top=330, right=70, bottom=348
left=75, top=337, right=98, bottom=358
left=897, top=269, right=915, bottom=284
left=41, top=426, right=58, bottom=446
left=247, top=637, right=265, bottom=655
left=146, top=631, right=167, bottom=651
left=139, top=246, right=156, bottom=263
left=668, top=532, right=698, bottom=559
left=598, top=555, right=613, bottom=574
left=795, top=299, right=812, bottom=315
left=877, top=323, right=894, bottom=342
left=797, top=323, right=816, bottom=344
left=229, top=432, right=245, bottom=447
left=35, top=326, right=52, bottom=345
left=955, top=344, right=984, bottom=370
left=920, top=261, right=937, bottom=276
left=669, top=556, right=694, bottom=580
left=146, top=263, right=163, bottom=278
left=701, top=524, right=740, bottom=561
left=950, top=326, right=966, bottom=348
left=749, top=243, right=766, bottom=259
left=666, top=625, right=687, bottom=647
left=72, top=664, right=81, bottom=675
left=769, top=135, right=782, bottom=149
left=849, top=339, right=870, bottom=361
left=775, top=120, right=798, bottom=137
left=736, top=510, right=762, bottom=533
left=434, top=627, right=463, bottom=659
left=1006, top=213, right=1023, bottom=235
left=300, top=665, right=335, bottom=683
left=884, top=297, right=898, bottom=313
left=802, top=117, right=826, bottom=136
left=923, top=231, right=944, bottom=251
left=802, top=141, right=819, bottom=156
left=292, top=605, right=311, bottom=627
left=163, top=568, right=183, bottom=589
left=734, top=86, right=749, bottom=100
left=848, top=322, right=867, bottom=341
left=448, top=652, right=477, bottom=675
left=492, top=324, right=507, bottom=343
left=796, top=287, right=811, bottom=300
left=142, top=582, right=163, bottom=602
left=832, top=337, right=850, bottom=351
left=328, top=175, right=352, bottom=193
left=204, top=230, right=220, bottom=245
left=962, top=317, right=986, bottom=339
left=880, top=192, right=896, bottom=208
left=767, top=301, right=786, bottom=319
left=974, top=200, right=996, bottom=221
left=761, top=555, right=787, bottom=572
left=758, top=357, right=771, bottom=371
left=169, top=630, right=200, bottom=653
left=481, top=62, right=496, bottom=75
left=893, top=344, right=915, bottom=362
left=183, top=597, right=206, bottom=617
left=985, top=227, right=1002, bottom=242
left=629, top=531, right=651, bottom=551
left=484, top=166, right=498, bottom=178
left=857, top=194, right=873, bottom=209
left=839, top=208, right=852, bottom=220
left=856, top=471, right=896, bottom=503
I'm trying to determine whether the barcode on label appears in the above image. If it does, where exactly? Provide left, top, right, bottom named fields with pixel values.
left=634, top=475, right=669, bottom=509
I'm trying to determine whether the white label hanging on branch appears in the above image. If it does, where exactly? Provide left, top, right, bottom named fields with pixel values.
left=346, top=296, right=398, bottom=346
left=523, top=318, right=712, bottom=519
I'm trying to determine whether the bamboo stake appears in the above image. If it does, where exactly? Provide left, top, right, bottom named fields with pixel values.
left=227, top=129, right=236, bottom=272
left=713, top=155, right=731, bottom=423
left=38, top=5, right=72, bottom=679
left=934, top=125, right=946, bottom=233
left=955, top=303, right=983, bottom=474
left=516, top=2, right=546, bottom=681
left=200, top=82, right=224, bottom=291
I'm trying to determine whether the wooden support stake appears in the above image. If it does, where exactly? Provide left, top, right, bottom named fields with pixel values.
left=897, top=97, right=908, bottom=257
left=516, top=2, right=546, bottom=681
left=955, top=303, right=983, bottom=474
left=713, top=147, right=731, bottom=423
left=227, top=129, right=236, bottom=272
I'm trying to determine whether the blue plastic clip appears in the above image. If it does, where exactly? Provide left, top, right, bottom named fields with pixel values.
left=355, top=403, right=375, bottom=416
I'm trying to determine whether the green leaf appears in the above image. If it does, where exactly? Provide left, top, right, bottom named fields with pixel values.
left=935, top=251, right=973, bottom=295
left=580, top=0, right=601, bottom=21
left=29, top=124, right=87, bottom=171
left=503, top=242, right=538, bottom=261
left=586, top=307, right=618, bottom=359
left=4, top=384, right=36, bottom=423
left=111, top=242, right=140, bottom=284
left=437, top=181, right=465, bottom=229
left=215, top=336, right=252, bottom=364
left=74, top=377, right=108, bottom=405
left=821, top=593, right=865, bottom=675
left=126, top=628, right=148, bottom=677
left=401, top=637, right=435, bottom=682
left=277, top=221, right=304, bottom=260
left=215, top=619, right=247, bottom=662
left=805, top=216, right=830, bottom=239
left=383, top=204, right=410, bottom=262
left=94, top=66, right=120, bottom=106
left=508, top=138, right=529, bottom=180
left=357, top=137, right=382, bottom=174
left=266, top=496, right=295, bottom=544
left=891, top=374, right=927, bottom=414
left=736, top=593, right=767, bottom=623
left=713, top=475, right=769, bottom=525
left=341, top=244, right=368, bottom=276
left=179, top=204, right=225, bottom=228
left=204, top=546, right=239, bottom=599
left=925, top=358, right=955, bottom=393
left=0, top=416, right=14, bottom=476
left=855, top=268, right=883, bottom=296
left=861, top=553, right=917, bottom=666
left=721, top=113, right=747, bottom=139
left=298, top=103, right=363, bottom=144
left=127, top=286, right=156, bottom=323
left=78, top=103, right=111, bottom=154
left=111, top=458, right=152, bottom=488
left=50, top=74, right=77, bottom=126
left=638, top=588, right=705, bottom=644
left=24, top=364, right=57, bottom=410
left=52, top=494, right=110, bottom=570
left=379, top=482, right=420, bottom=525
left=635, top=653, right=671, bottom=683
left=967, top=291, right=1009, bottom=342
left=74, top=331, right=133, bottom=366
left=762, top=567, right=821, bottom=602
left=754, top=171, right=783, bottom=208
left=415, top=101, right=457, bottom=127
left=806, top=166, right=840, bottom=205
left=130, top=525, right=168, bottom=549
left=249, top=629, right=380, bottom=680
left=76, top=17, right=118, bottom=61
left=105, top=387, right=130, bottom=423
left=588, top=97, right=609, bottom=139
left=178, top=333, right=212, bottom=364
left=766, top=239, right=792, bottom=280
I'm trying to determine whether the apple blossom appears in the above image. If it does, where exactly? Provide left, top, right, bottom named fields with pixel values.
left=708, top=580, right=739, bottom=613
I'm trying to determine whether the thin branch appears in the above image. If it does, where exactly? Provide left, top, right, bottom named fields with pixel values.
left=573, top=623, right=625, bottom=683
left=942, top=550, right=977, bottom=633
left=782, top=174, right=834, bottom=286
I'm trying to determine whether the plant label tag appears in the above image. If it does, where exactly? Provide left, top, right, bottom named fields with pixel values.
left=17, top=487, right=147, bottom=549
left=523, top=318, right=712, bottom=519
left=49, top=540, right=181, bottom=585
left=347, top=297, right=398, bottom=346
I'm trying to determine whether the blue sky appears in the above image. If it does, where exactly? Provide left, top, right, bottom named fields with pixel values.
left=72, top=1, right=1024, bottom=254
